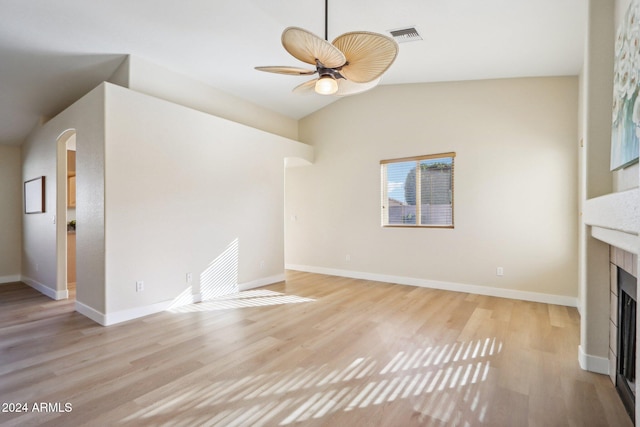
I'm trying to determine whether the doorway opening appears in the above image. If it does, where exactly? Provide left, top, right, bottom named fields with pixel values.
left=56, top=129, right=77, bottom=300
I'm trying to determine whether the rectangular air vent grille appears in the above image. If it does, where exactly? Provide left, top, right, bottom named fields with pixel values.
left=389, top=27, right=422, bottom=43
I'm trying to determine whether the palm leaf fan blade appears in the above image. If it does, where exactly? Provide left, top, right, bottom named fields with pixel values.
left=254, top=66, right=316, bottom=75
left=335, top=77, right=381, bottom=96
left=292, top=79, right=319, bottom=94
left=332, top=31, right=398, bottom=83
left=282, top=27, right=346, bottom=68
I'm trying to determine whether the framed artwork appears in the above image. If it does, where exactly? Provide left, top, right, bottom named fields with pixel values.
left=24, top=176, right=45, bottom=214
left=611, top=0, right=640, bottom=171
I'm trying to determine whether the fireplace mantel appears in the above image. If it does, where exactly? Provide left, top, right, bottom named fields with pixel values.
left=584, top=188, right=639, bottom=254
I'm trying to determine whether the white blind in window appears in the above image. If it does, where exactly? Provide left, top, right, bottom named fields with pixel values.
left=381, top=153, right=455, bottom=228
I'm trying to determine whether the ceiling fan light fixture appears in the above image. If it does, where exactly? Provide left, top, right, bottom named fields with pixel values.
left=315, top=75, right=338, bottom=95
left=256, top=0, right=398, bottom=97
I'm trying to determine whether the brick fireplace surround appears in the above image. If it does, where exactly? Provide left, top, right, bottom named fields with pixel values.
left=583, top=188, right=639, bottom=423
left=608, top=246, right=638, bottom=384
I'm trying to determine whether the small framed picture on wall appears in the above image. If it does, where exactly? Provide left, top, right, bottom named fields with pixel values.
left=24, top=176, right=45, bottom=214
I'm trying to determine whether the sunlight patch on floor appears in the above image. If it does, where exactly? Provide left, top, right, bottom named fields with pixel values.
left=122, top=337, right=501, bottom=426
left=166, top=290, right=315, bottom=313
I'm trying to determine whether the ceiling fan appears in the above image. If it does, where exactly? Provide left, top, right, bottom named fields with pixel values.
left=255, top=0, right=399, bottom=97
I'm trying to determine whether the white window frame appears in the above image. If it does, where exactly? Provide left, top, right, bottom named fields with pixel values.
left=381, top=152, right=455, bottom=228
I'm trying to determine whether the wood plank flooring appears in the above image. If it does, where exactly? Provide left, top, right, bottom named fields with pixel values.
left=0, top=271, right=633, bottom=426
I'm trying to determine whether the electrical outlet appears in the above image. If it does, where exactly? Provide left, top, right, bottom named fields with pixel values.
left=136, top=280, right=144, bottom=292
left=496, top=267, right=504, bottom=276
left=260, top=260, right=265, bottom=269
left=186, top=273, right=192, bottom=283
left=346, top=254, right=351, bottom=262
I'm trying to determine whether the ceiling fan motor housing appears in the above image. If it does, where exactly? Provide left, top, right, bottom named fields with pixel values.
left=316, top=62, right=345, bottom=80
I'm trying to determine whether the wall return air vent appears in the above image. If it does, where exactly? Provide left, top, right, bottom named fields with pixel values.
left=389, top=26, right=423, bottom=43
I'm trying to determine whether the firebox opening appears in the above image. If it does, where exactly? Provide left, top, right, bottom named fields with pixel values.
left=617, top=266, right=637, bottom=422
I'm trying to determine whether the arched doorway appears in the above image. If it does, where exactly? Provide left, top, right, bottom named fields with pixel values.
left=56, top=129, right=76, bottom=299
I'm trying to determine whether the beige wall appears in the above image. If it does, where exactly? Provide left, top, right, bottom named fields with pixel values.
left=21, top=85, right=106, bottom=310
left=578, top=0, right=616, bottom=370
left=287, top=77, right=579, bottom=301
left=108, top=56, right=299, bottom=141
left=103, top=83, right=312, bottom=317
left=20, top=53, right=313, bottom=325
left=20, top=80, right=312, bottom=324
left=0, top=145, right=22, bottom=282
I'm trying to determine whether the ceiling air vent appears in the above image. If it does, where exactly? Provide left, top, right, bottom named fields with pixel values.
left=389, top=26, right=422, bottom=43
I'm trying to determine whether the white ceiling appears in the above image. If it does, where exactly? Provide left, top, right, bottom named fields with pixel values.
left=0, top=0, right=587, bottom=146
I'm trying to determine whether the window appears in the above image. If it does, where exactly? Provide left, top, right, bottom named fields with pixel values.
left=381, top=152, right=455, bottom=228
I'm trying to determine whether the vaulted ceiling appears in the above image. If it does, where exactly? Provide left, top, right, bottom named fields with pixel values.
left=0, top=0, right=586, bottom=145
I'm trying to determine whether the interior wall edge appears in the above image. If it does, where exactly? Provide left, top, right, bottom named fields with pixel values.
left=578, top=344, right=610, bottom=374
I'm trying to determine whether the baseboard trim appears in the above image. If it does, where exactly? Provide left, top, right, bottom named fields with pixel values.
left=75, top=301, right=107, bottom=326
left=22, top=276, right=68, bottom=300
left=576, top=297, right=583, bottom=317
left=285, top=264, right=578, bottom=307
left=239, top=273, right=286, bottom=291
left=0, top=274, right=21, bottom=284
left=83, top=274, right=287, bottom=326
left=104, top=300, right=173, bottom=326
left=578, top=345, right=609, bottom=374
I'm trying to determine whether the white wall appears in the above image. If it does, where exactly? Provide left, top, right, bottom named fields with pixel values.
left=102, top=83, right=312, bottom=318
left=108, top=56, right=299, bottom=142
left=578, top=0, right=616, bottom=372
left=0, top=145, right=22, bottom=283
left=20, top=57, right=313, bottom=325
left=21, top=85, right=106, bottom=309
left=287, top=77, right=579, bottom=303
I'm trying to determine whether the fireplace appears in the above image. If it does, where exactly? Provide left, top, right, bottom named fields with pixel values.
left=617, top=266, right=637, bottom=421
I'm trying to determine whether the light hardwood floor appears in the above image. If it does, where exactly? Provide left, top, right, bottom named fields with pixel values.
left=0, top=271, right=633, bottom=426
